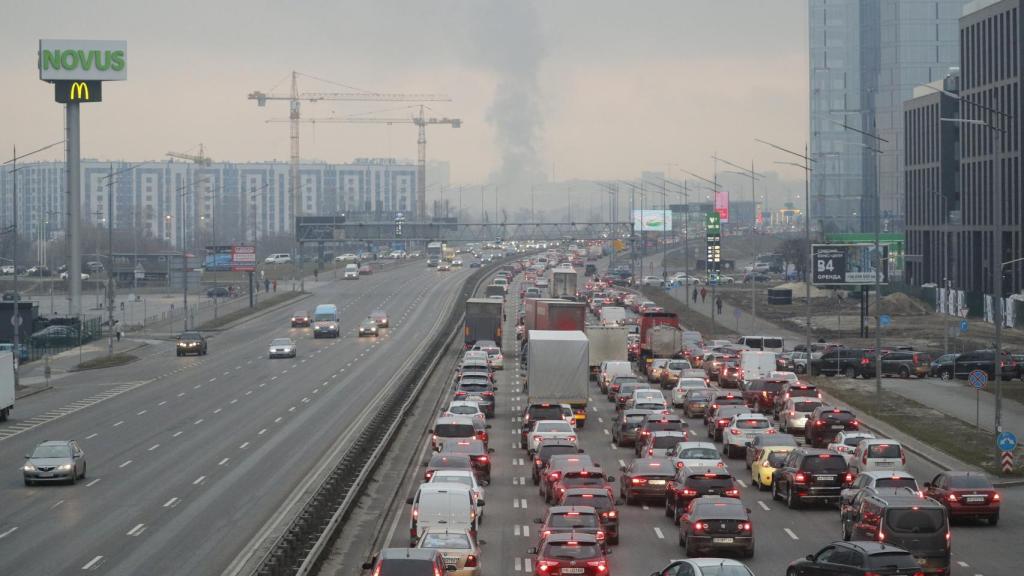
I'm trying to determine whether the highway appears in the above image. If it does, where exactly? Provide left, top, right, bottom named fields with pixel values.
left=372, top=267, right=1023, bottom=576
left=0, top=261, right=474, bottom=576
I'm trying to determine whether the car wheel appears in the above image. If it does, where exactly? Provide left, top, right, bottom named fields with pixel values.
left=844, top=366, right=857, bottom=379
left=684, top=536, right=697, bottom=557
left=841, top=519, right=851, bottom=541
left=899, top=366, right=910, bottom=379
left=24, top=478, right=32, bottom=487
left=80, top=464, right=86, bottom=480
left=771, top=481, right=781, bottom=501
left=990, top=512, right=1000, bottom=526
left=787, top=484, right=800, bottom=509
left=744, top=543, right=755, bottom=559
left=532, top=474, right=539, bottom=486
left=795, top=365, right=806, bottom=374
left=608, top=534, right=619, bottom=545
left=665, top=497, right=674, bottom=518
left=941, top=369, right=953, bottom=381
left=745, top=456, right=751, bottom=470
left=750, top=474, right=758, bottom=489
left=69, top=470, right=77, bottom=485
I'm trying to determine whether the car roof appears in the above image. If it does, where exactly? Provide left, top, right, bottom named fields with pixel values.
left=379, top=548, right=439, bottom=561
left=650, top=431, right=688, bottom=438
left=859, top=470, right=916, bottom=481
left=434, top=415, right=476, bottom=425
left=682, top=465, right=732, bottom=476
left=562, top=487, right=612, bottom=496
left=544, top=532, right=599, bottom=544
left=38, top=440, right=72, bottom=447
left=691, top=499, right=749, bottom=517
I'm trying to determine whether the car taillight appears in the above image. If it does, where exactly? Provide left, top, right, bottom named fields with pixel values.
left=568, top=436, right=576, bottom=442
left=464, top=555, right=478, bottom=568
left=948, top=493, right=957, bottom=502
left=815, top=420, right=825, bottom=426
left=535, top=459, right=542, bottom=466
left=739, top=522, right=752, bottom=531
left=534, top=435, right=542, bottom=442
left=993, top=492, right=1001, bottom=501
left=850, top=420, right=860, bottom=429
left=550, top=472, right=561, bottom=480
left=596, top=530, right=605, bottom=541
left=424, top=471, right=432, bottom=480
left=648, top=449, right=654, bottom=455
left=730, top=429, right=742, bottom=436
left=542, top=530, right=552, bottom=539
left=606, top=510, right=617, bottom=518
left=537, top=560, right=559, bottom=572
left=631, top=477, right=647, bottom=484
left=861, top=357, right=870, bottom=365
left=676, top=461, right=684, bottom=469
left=790, top=410, right=796, bottom=417
left=794, top=473, right=807, bottom=483
left=412, top=506, right=418, bottom=519
left=692, top=521, right=708, bottom=532
left=476, top=456, right=489, bottom=463
left=586, top=560, right=608, bottom=573
left=641, top=431, right=650, bottom=436
left=718, top=419, right=729, bottom=425
left=680, top=488, right=698, bottom=496
left=844, top=472, right=853, bottom=484
left=725, top=488, right=740, bottom=497
left=765, top=428, right=777, bottom=434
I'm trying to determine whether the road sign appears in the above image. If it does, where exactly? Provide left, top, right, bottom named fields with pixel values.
left=997, top=431, right=1018, bottom=452
left=1001, top=451, right=1015, bottom=473
left=969, top=370, right=988, bottom=390
left=9, top=315, right=21, bottom=327
left=960, top=319, right=969, bottom=333
left=811, top=244, right=890, bottom=286
left=879, top=314, right=891, bottom=327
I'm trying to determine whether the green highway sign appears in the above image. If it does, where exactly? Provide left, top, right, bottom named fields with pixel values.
left=39, top=39, right=127, bottom=81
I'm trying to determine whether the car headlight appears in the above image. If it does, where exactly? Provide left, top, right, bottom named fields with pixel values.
left=329, top=324, right=337, bottom=330
left=58, top=464, right=73, bottom=471
left=22, top=464, right=35, bottom=472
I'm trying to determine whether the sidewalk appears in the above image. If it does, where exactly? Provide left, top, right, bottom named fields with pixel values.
left=15, top=336, right=155, bottom=396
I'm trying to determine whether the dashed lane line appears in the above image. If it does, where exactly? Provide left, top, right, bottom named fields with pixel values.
left=0, top=527, right=18, bottom=539
left=119, top=460, right=133, bottom=468
left=85, top=479, right=100, bottom=487
left=784, top=528, right=799, bottom=540
left=82, top=555, right=104, bottom=570
left=163, top=497, right=179, bottom=508
left=654, top=527, right=665, bottom=539
left=757, top=501, right=770, bottom=511
left=0, top=380, right=153, bottom=442
left=126, top=523, right=146, bottom=537
left=193, top=475, right=206, bottom=485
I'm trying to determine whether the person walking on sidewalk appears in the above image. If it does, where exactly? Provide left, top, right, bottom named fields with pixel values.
left=700, top=286, right=707, bottom=303
left=715, top=296, right=723, bottom=316
left=692, top=287, right=698, bottom=303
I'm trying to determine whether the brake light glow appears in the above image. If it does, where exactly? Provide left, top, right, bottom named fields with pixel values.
left=465, top=555, right=478, bottom=568
left=692, top=521, right=709, bottom=531
left=948, top=493, right=957, bottom=502
left=631, top=477, right=647, bottom=484
left=730, top=429, right=742, bottom=436
left=794, top=473, right=807, bottom=483
left=993, top=492, right=1001, bottom=501
left=739, top=522, right=752, bottom=531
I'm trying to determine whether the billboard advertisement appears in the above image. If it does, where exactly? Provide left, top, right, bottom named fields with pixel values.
left=632, top=210, right=673, bottom=232
left=714, top=190, right=729, bottom=222
left=38, top=40, right=127, bottom=81
left=205, top=245, right=257, bottom=272
left=812, top=243, right=889, bottom=285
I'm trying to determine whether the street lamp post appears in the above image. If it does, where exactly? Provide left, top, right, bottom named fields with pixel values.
left=680, top=169, right=722, bottom=336
left=717, top=156, right=766, bottom=332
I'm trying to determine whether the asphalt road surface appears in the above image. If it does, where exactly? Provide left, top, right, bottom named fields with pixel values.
left=375, top=269, right=1023, bottom=576
left=0, top=261, right=473, bottom=576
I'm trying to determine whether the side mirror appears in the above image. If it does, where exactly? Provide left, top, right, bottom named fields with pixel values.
left=746, top=508, right=752, bottom=513
left=492, top=386, right=499, bottom=390
left=806, top=554, right=815, bottom=561
left=427, top=429, right=434, bottom=434
left=923, top=482, right=931, bottom=489
left=478, top=539, right=487, bottom=546
left=605, top=548, right=613, bottom=555
left=477, top=499, right=486, bottom=506
left=361, top=560, right=376, bottom=570
left=446, top=567, right=457, bottom=573
left=619, top=465, right=627, bottom=472
left=488, top=448, right=495, bottom=453
left=744, top=441, right=752, bottom=447
left=406, top=497, right=414, bottom=505
left=527, top=547, right=538, bottom=555
left=421, top=461, right=429, bottom=467
left=578, top=448, right=586, bottom=453
left=616, top=498, right=625, bottom=505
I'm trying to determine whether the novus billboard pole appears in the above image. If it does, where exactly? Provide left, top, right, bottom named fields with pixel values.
left=39, top=39, right=127, bottom=320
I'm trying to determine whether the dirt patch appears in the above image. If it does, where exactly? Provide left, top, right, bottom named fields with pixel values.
left=813, top=377, right=1022, bottom=476
left=868, top=292, right=932, bottom=316
left=74, top=353, right=138, bottom=371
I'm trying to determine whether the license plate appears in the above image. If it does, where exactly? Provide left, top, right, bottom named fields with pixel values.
left=876, top=462, right=893, bottom=467
left=38, top=473, right=53, bottom=478
left=712, top=537, right=734, bottom=543
left=562, top=569, right=585, bottom=574
left=830, top=424, right=844, bottom=430
left=965, top=496, right=985, bottom=503
left=648, top=479, right=666, bottom=485
left=815, top=475, right=836, bottom=481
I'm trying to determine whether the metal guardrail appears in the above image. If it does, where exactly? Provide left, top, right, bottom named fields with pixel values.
left=250, top=264, right=497, bottom=576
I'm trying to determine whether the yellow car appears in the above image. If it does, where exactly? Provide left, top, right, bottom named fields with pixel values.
left=751, top=447, right=795, bottom=491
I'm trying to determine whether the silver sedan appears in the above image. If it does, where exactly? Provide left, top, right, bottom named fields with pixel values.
left=268, top=337, right=297, bottom=359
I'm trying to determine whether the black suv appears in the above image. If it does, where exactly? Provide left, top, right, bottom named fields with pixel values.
left=175, top=331, right=207, bottom=356
left=788, top=541, right=935, bottom=576
left=612, top=408, right=654, bottom=447
left=772, top=448, right=848, bottom=508
left=532, top=439, right=583, bottom=485
left=862, top=350, right=933, bottom=379
left=844, top=490, right=951, bottom=574
left=811, top=348, right=868, bottom=378
left=953, top=349, right=1020, bottom=381
left=805, top=406, right=859, bottom=448
left=665, top=466, right=740, bottom=523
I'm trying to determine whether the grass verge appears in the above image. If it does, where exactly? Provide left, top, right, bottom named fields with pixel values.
left=75, top=353, right=138, bottom=371
left=813, top=377, right=1022, bottom=476
left=198, top=291, right=305, bottom=331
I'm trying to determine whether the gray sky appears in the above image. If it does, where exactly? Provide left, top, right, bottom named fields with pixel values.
left=1, top=1, right=808, bottom=193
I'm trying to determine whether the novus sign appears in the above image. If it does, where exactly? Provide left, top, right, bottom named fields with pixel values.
left=38, top=39, right=127, bottom=81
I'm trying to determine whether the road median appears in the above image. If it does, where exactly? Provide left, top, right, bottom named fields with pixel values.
left=197, top=291, right=308, bottom=331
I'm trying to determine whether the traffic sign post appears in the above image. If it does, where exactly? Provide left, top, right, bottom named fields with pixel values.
left=879, top=314, right=892, bottom=328
left=969, top=370, right=988, bottom=431
left=997, top=432, right=1016, bottom=474
left=960, top=319, right=969, bottom=333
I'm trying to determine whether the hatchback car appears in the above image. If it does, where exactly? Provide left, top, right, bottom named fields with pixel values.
left=665, top=466, right=740, bottom=523
left=557, top=488, right=621, bottom=545
left=677, top=496, right=754, bottom=558
left=268, top=337, right=296, bottom=359
left=438, top=438, right=493, bottom=484
left=415, top=529, right=481, bottom=575
left=370, top=309, right=389, bottom=328
left=788, top=541, right=929, bottom=576
left=612, top=408, right=654, bottom=448
left=290, top=311, right=311, bottom=327
left=680, top=389, right=713, bottom=418
left=665, top=441, right=725, bottom=471
left=671, top=379, right=710, bottom=407
left=648, top=558, right=755, bottom=576
left=535, top=506, right=607, bottom=548
left=529, top=532, right=609, bottom=576
left=532, top=439, right=583, bottom=485
left=422, top=453, right=474, bottom=482
left=540, top=454, right=598, bottom=503
left=779, top=398, right=825, bottom=434
left=722, top=413, right=776, bottom=458
left=639, top=431, right=690, bottom=458
left=22, top=440, right=86, bottom=485
left=358, top=318, right=379, bottom=336
left=750, top=447, right=794, bottom=491
left=620, top=458, right=677, bottom=504
left=360, top=548, right=448, bottom=576
left=744, top=432, right=799, bottom=470
left=772, top=382, right=821, bottom=419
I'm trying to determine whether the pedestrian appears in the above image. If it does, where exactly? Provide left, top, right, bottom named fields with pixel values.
left=716, top=296, right=723, bottom=316
left=314, top=269, right=319, bottom=281
left=273, top=280, right=277, bottom=293
left=692, top=287, right=698, bottom=303
left=700, top=286, right=707, bottom=303
left=264, top=278, right=271, bottom=292
left=115, top=330, right=122, bottom=342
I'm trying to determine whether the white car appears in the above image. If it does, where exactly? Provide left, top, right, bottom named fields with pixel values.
left=268, top=337, right=297, bottom=359
left=669, top=273, right=701, bottom=285
left=779, top=397, right=824, bottom=434
left=642, top=430, right=689, bottom=457
left=722, top=413, right=776, bottom=458
left=641, top=275, right=664, bottom=287
left=60, top=271, right=90, bottom=280
left=769, top=370, right=799, bottom=384
left=334, top=253, right=359, bottom=263
left=478, top=345, right=503, bottom=370
left=665, top=441, right=726, bottom=471
left=390, top=251, right=407, bottom=259
left=527, top=420, right=577, bottom=454
left=671, top=378, right=709, bottom=406
left=462, top=350, right=489, bottom=365
left=428, top=470, right=485, bottom=519
left=264, top=253, right=292, bottom=264
left=445, top=401, right=487, bottom=424
left=827, top=430, right=877, bottom=464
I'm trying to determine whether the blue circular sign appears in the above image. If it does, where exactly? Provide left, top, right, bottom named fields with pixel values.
left=879, top=314, right=892, bottom=327
left=969, top=369, right=988, bottom=390
left=997, top=431, right=1017, bottom=452
left=960, top=319, right=969, bottom=333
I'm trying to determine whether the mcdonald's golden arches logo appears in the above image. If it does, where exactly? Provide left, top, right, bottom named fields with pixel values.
left=70, top=81, right=89, bottom=100
left=53, top=80, right=102, bottom=104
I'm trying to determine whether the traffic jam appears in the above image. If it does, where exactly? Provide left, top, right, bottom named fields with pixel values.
left=366, top=245, right=1001, bottom=576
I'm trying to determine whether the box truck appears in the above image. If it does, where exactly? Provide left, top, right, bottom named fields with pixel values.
left=585, top=325, right=628, bottom=380
left=0, top=350, right=14, bottom=422
left=464, top=298, right=503, bottom=348
left=523, top=299, right=585, bottom=338
left=527, top=330, right=590, bottom=427
left=550, top=268, right=579, bottom=299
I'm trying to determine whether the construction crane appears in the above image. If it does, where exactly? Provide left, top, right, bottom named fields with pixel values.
left=166, top=143, right=212, bottom=166
left=166, top=145, right=215, bottom=250
left=268, top=105, right=461, bottom=221
left=249, top=71, right=450, bottom=222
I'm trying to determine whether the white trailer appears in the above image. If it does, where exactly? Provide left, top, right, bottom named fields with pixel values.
left=0, top=351, right=14, bottom=422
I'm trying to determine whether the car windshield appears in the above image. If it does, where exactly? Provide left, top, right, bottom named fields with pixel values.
left=696, top=566, right=755, bottom=576
left=766, top=452, right=789, bottom=467
left=948, top=475, right=994, bottom=489
left=686, top=475, right=734, bottom=490
left=549, top=513, right=598, bottom=528
left=865, top=552, right=921, bottom=571
left=789, top=387, right=818, bottom=397
left=623, top=414, right=648, bottom=424
left=875, top=477, right=918, bottom=490
left=562, top=494, right=612, bottom=509
left=313, top=313, right=335, bottom=321
left=635, top=402, right=665, bottom=411
left=448, top=405, right=479, bottom=415
left=459, top=382, right=490, bottom=391
left=435, top=424, right=475, bottom=437
left=536, top=422, right=572, bottom=433
left=843, top=436, right=868, bottom=446
left=735, top=419, right=770, bottom=429
left=542, top=542, right=601, bottom=560
left=633, top=460, right=673, bottom=475
left=180, top=332, right=201, bottom=340
left=667, top=361, right=689, bottom=370
left=793, top=401, right=821, bottom=412
left=31, top=445, right=71, bottom=459
left=652, top=436, right=683, bottom=448
left=686, top=391, right=712, bottom=401
left=867, top=444, right=902, bottom=458
left=530, top=406, right=564, bottom=420
left=680, top=447, right=719, bottom=460
left=271, top=339, right=292, bottom=346
left=803, top=455, right=847, bottom=472
left=646, top=420, right=684, bottom=432
left=539, top=446, right=578, bottom=461
left=885, top=508, right=946, bottom=533
left=293, top=311, right=307, bottom=317
left=420, top=532, right=472, bottom=549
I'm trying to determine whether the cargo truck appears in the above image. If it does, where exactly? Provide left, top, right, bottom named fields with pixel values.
left=550, top=268, right=579, bottom=299
left=464, top=298, right=503, bottom=348
left=523, top=298, right=586, bottom=338
left=645, top=324, right=684, bottom=359
left=598, top=306, right=626, bottom=326
left=585, top=325, right=628, bottom=380
left=0, top=350, right=14, bottom=422
left=638, top=310, right=680, bottom=365
left=527, top=330, right=590, bottom=427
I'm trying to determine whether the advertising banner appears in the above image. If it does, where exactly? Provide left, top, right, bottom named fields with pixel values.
left=632, top=210, right=673, bottom=232
left=205, top=245, right=256, bottom=272
left=812, top=243, right=889, bottom=285
left=714, top=190, right=730, bottom=222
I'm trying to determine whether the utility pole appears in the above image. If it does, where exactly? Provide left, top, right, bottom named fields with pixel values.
left=107, top=164, right=115, bottom=356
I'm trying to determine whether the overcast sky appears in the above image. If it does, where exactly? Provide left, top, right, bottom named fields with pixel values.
left=2, top=1, right=808, bottom=196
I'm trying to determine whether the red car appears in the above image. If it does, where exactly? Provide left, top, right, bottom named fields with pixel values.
left=290, top=311, right=311, bottom=327
left=530, top=532, right=609, bottom=575
left=924, top=470, right=1001, bottom=524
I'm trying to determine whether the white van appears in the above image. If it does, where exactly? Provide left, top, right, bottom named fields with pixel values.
left=848, top=438, right=907, bottom=475
left=736, top=335, right=785, bottom=353
left=343, top=263, right=359, bottom=279
left=407, top=482, right=478, bottom=544
left=599, top=360, right=634, bottom=393
left=739, top=350, right=777, bottom=382
left=264, top=253, right=292, bottom=264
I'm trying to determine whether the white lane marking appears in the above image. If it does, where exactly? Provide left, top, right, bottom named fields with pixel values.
left=50, top=499, right=65, bottom=509
left=177, top=392, right=185, bottom=398
left=137, top=410, right=147, bottom=416
left=757, top=500, right=770, bottom=511
left=209, top=377, right=217, bottom=382
left=597, top=417, right=604, bottom=423
left=119, top=460, right=133, bottom=468
left=218, top=458, right=230, bottom=466
left=654, top=527, right=665, bottom=539
left=193, top=475, right=206, bottom=485
left=148, top=444, right=160, bottom=451
left=172, top=431, right=183, bottom=438
left=239, top=442, right=249, bottom=449
left=193, top=419, right=204, bottom=425
left=784, top=528, right=799, bottom=540
left=259, top=382, right=266, bottom=387
left=519, top=498, right=528, bottom=509
left=737, top=479, right=747, bottom=488
left=618, top=459, right=626, bottom=468
left=302, top=397, right=310, bottom=403
left=158, top=401, right=167, bottom=406
left=85, top=479, right=100, bottom=487
left=271, top=376, right=278, bottom=381
left=514, top=558, right=522, bottom=572
left=113, top=421, right=124, bottom=427
left=513, top=499, right=520, bottom=509
left=235, top=366, right=241, bottom=370
left=85, top=433, right=98, bottom=440
left=213, top=408, right=222, bottom=414
left=514, top=524, right=521, bottom=536
left=519, top=476, right=526, bottom=485
left=603, top=429, right=610, bottom=435
left=246, top=390, right=253, bottom=396
left=194, top=384, right=201, bottom=390
left=957, top=562, right=969, bottom=567
left=524, top=558, right=532, bottom=572
left=0, top=527, right=18, bottom=539
left=258, top=428, right=267, bottom=436
left=274, top=417, right=282, bottom=424
left=229, top=399, right=238, bottom=405
left=288, top=406, right=296, bottom=412
left=163, top=497, right=179, bottom=508
left=82, top=555, right=104, bottom=570
left=223, top=371, right=230, bottom=376
left=522, top=525, right=531, bottom=537
left=126, top=523, right=146, bottom=537
left=642, top=504, right=650, bottom=510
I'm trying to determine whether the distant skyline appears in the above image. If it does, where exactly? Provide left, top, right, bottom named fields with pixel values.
left=1, top=1, right=809, bottom=203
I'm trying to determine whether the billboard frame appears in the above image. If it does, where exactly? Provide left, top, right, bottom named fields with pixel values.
left=811, top=243, right=889, bottom=286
